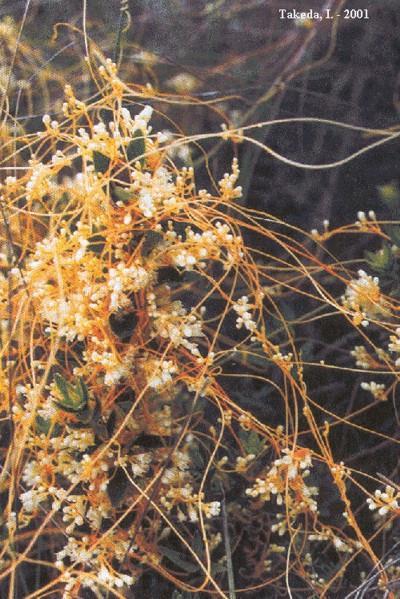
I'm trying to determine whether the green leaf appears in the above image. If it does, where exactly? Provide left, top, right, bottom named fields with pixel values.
left=126, top=130, right=146, bottom=166
left=35, top=416, right=51, bottom=433
left=35, top=415, right=51, bottom=435
left=365, top=244, right=394, bottom=273
left=54, top=374, right=88, bottom=413
left=93, top=150, right=110, bottom=174
left=192, top=532, right=203, bottom=557
left=239, top=429, right=264, bottom=456
left=35, top=416, right=61, bottom=438
left=385, top=225, right=400, bottom=247
left=158, top=546, right=200, bottom=574
left=378, top=182, right=400, bottom=209
left=110, top=183, right=133, bottom=204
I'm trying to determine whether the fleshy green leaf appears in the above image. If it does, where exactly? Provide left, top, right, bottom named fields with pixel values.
left=54, top=374, right=88, bottom=413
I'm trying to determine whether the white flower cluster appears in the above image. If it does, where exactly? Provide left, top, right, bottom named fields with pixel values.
left=218, top=157, right=242, bottom=200
left=108, top=261, right=150, bottom=311
left=161, top=483, right=220, bottom=523
left=147, top=292, right=203, bottom=356
left=235, top=454, right=255, bottom=472
left=19, top=426, right=112, bottom=527
left=233, top=296, right=257, bottom=332
left=56, top=535, right=134, bottom=595
left=147, top=359, right=177, bottom=389
left=245, top=448, right=318, bottom=515
left=20, top=487, right=48, bottom=513
left=14, top=220, right=147, bottom=384
left=356, top=210, right=377, bottom=227
left=156, top=448, right=221, bottom=522
left=351, top=345, right=372, bottom=369
left=18, top=226, right=104, bottom=342
left=25, top=160, right=56, bottom=202
left=131, top=452, right=152, bottom=478
left=165, top=221, right=242, bottom=271
left=308, top=530, right=355, bottom=554
left=367, top=486, right=400, bottom=516
left=51, top=429, right=95, bottom=453
left=123, top=166, right=184, bottom=219
left=342, top=269, right=387, bottom=326
left=360, top=380, right=386, bottom=400
left=85, top=343, right=133, bottom=385
left=72, top=104, right=152, bottom=167
left=272, top=350, right=293, bottom=368
left=61, top=494, right=86, bottom=534
left=120, top=104, right=153, bottom=137
left=133, top=166, right=177, bottom=218
left=202, top=500, right=221, bottom=518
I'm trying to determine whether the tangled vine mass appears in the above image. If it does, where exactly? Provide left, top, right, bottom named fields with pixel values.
left=0, top=50, right=400, bottom=598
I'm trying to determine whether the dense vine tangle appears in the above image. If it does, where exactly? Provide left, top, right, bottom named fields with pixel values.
left=0, top=56, right=399, bottom=598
